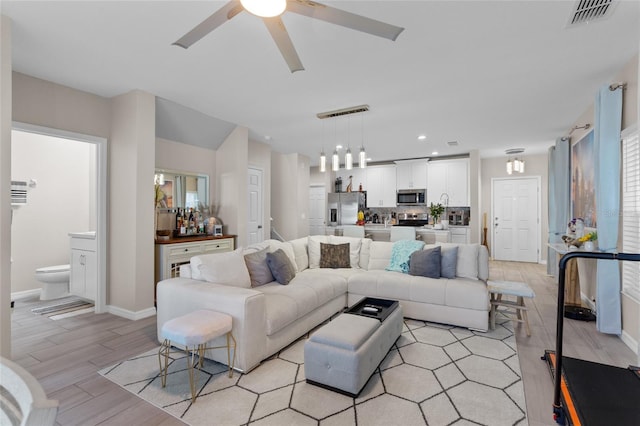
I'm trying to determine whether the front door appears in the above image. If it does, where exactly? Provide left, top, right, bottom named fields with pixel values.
left=492, top=177, right=540, bottom=262
left=248, top=168, right=264, bottom=245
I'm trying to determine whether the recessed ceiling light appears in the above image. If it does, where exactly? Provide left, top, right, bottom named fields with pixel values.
left=366, top=157, right=372, bottom=161
left=417, top=135, right=427, bottom=141
left=431, top=151, right=439, bottom=156
left=264, top=135, right=272, bottom=141
left=336, top=145, right=343, bottom=150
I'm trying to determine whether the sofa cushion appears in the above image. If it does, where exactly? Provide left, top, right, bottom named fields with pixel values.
left=439, top=245, right=458, bottom=279
left=348, top=270, right=446, bottom=306
left=308, top=235, right=330, bottom=269
left=192, top=248, right=251, bottom=288
left=409, top=246, right=441, bottom=278
left=266, top=249, right=296, bottom=285
left=445, top=278, right=489, bottom=310
left=320, top=243, right=351, bottom=269
left=478, top=245, right=489, bottom=281
left=289, top=237, right=309, bottom=271
left=244, top=247, right=274, bottom=287
left=386, top=240, right=425, bottom=273
left=329, top=236, right=362, bottom=268
left=260, top=271, right=348, bottom=335
left=368, top=241, right=394, bottom=270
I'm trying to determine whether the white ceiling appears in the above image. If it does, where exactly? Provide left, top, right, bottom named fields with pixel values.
left=3, top=1, right=639, bottom=162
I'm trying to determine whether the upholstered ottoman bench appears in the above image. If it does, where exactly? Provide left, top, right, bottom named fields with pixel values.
left=304, top=301, right=403, bottom=396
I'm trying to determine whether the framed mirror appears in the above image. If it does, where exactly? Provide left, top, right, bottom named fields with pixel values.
left=154, top=169, right=209, bottom=209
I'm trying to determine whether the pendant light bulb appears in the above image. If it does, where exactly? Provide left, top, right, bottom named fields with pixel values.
left=240, top=0, right=286, bottom=17
left=506, top=159, right=513, bottom=175
left=359, top=147, right=367, bottom=168
left=319, top=151, right=326, bottom=173
left=332, top=149, right=340, bottom=171
left=345, top=148, right=353, bottom=170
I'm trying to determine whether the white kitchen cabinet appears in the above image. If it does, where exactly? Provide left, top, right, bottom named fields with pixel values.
left=450, top=227, right=470, bottom=244
left=427, top=158, right=469, bottom=206
left=366, top=165, right=397, bottom=207
left=395, top=160, right=428, bottom=190
left=69, top=233, right=97, bottom=301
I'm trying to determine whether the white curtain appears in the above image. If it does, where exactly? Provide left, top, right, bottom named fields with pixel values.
left=594, top=84, right=623, bottom=334
left=547, top=138, right=571, bottom=277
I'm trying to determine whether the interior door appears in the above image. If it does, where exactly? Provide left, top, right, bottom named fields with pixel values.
left=309, top=185, right=326, bottom=236
left=248, top=168, right=263, bottom=245
left=492, top=177, right=540, bottom=262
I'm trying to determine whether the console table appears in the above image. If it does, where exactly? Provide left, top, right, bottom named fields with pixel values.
left=154, top=235, right=235, bottom=302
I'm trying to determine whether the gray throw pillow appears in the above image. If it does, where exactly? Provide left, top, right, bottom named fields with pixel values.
left=244, top=247, right=274, bottom=287
left=409, top=246, right=441, bottom=278
left=440, top=246, right=458, bottom=279
left=266, top=249, right=296, bottom=285
left=319, top=243, right=351, bottom=269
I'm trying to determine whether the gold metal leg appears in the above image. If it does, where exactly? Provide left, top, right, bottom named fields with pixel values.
left=158, top=339, right=170, bottom=388
left=186, top=345, right=197, bottom=403
left=225, top=332, right=237, bottom=378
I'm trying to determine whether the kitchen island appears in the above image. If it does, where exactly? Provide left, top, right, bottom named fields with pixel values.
left=325, top=225, right=454, bottom=243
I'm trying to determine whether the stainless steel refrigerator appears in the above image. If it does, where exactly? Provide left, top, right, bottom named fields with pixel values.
left=327, top=192, right=366, bottom=226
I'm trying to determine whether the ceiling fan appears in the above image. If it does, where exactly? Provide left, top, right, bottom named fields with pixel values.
left=173, top=0, right=404, bottom=73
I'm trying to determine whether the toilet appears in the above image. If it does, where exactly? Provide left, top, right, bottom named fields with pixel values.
left=36, top=264, right=70, bottom=300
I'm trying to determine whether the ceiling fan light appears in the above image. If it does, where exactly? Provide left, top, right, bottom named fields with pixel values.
left=332, top=150, right=340, bottom=171
left=240, top=0, right=286, bottom=17
left=319, top=151, right=326, bottom=173
left=359, top=147, right=367, bottom=168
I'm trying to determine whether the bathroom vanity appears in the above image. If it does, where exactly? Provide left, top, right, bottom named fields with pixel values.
left=69, top=231, right=97, bottom=302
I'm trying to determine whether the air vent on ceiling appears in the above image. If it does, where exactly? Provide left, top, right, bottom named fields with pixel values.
left=567, top=0, right=616, bottom=27
left=317, top=105, right=369, bottom=119
left=447, top=141, right=459, bottom=147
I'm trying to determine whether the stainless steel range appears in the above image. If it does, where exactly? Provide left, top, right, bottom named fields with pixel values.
left=396, top=213, right=429, bottom=227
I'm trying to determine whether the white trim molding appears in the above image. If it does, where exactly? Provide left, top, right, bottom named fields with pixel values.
left=11, top=289, right=41, bottom=300
left=106, top=304, right=156, bottom=321
left=621, top=330, right=639, bottom=356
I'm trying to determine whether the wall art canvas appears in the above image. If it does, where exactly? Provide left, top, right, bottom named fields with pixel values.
left=157, top=180, right=174, bottom=208
left=571, top=129, right=596, bottom=228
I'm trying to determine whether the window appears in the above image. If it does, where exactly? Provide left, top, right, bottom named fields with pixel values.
left=622, top=127, right=640, bottom=302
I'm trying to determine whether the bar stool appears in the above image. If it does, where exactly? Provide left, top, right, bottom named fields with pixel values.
left=488, top=280, right=535, bottom=336
left=158, top=310, right=236, bottom=402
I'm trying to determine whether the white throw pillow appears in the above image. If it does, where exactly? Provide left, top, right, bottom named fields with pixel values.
left=308, top=235, right=330, bottom=268
left=329, top=235, right=362, bottom=268
left=288, top=237, right=309, bottom=271
left=367, top=241, right=394, bottom=271
left=192, top=248, right=251, bottom=288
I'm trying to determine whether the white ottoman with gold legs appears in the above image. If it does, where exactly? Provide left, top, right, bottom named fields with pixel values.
left=158, top=310, right=236, bottom=402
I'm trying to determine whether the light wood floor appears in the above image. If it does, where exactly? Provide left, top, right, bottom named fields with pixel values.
left=10, top=261, right=638, bottom=426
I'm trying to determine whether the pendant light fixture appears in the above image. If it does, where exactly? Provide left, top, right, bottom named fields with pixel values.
left=345, top=116, right=353, bottom=170
left=332, top=149, right=340, bottom=172
left=505, top=148, right=525, bottom=175
left=240, top=0, right=286, bottom=18
left=359, top=113, right=367, bottom=168
left=319, top=151, right=326, bottom=172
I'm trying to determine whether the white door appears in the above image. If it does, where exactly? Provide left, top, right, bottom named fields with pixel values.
left=309, top=185, right=326, bottom=236
left=248, top=168, right=264, bottom=245
left=492, top=177, right=540, bottom=262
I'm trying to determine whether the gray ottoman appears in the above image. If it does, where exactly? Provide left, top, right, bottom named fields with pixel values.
left=304, top=305, right=403, bottom=396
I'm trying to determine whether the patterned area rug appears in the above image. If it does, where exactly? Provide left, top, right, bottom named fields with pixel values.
left=100, top=318, right=527, bottom=426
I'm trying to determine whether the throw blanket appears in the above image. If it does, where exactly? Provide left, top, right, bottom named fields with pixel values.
left=386, top=239, right=425, bottom=273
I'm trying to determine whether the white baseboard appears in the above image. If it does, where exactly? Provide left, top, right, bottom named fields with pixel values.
left=621, top=330, right=639, bottom=356
left=11, top=289, right=41, bottom=300
left=539, top=260, right=547, bottom=265
left=106, top=304, right=156, bottom=321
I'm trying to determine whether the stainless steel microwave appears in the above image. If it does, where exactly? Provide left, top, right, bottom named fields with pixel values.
left=396, top=189, right=426, bottom=206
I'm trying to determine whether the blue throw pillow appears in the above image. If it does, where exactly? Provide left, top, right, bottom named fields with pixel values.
left=386, top=239, right=425, bottom=274
left=440, top=245, right=458, bottom=279
left=409, top=246, right=441, bottom=278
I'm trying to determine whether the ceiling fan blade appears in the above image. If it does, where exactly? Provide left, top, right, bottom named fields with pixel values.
left=287, top=0, right=404, bottom=41
left=173, top=0, right=244, bottom=49
left=263, top=17, right=305, bottom=73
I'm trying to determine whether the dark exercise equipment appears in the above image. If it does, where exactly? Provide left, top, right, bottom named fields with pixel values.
left=544, top=251, right=640, bottom=425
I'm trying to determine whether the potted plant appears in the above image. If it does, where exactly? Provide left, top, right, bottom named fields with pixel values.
left=429, top=202, right=445, bottom=228
left=578, top=231, right=598, bottom=251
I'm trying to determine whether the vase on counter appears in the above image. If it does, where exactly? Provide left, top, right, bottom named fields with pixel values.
left=583, top=241, right=595, bottom=251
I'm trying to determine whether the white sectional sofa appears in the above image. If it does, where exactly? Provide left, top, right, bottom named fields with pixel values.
left=156, top=236, right=490, bottom=372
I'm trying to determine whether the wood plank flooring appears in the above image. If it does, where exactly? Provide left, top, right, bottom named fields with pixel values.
left=10, top=261, right=638, bottom=425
